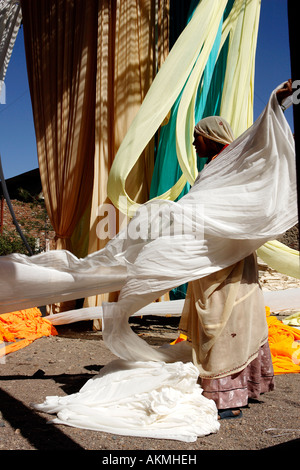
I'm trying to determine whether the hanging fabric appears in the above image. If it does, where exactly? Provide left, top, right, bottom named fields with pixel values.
left=107, top=0, right=261, bottom=216
left=84, top=0, right=170, bottom=324
left=0, top=87, right=297, bottom=322
left=21, top=0, right=97, bottom=255
left=21, top=0, right=98, bottom=313
left=0, top=0, right=22, bottom=97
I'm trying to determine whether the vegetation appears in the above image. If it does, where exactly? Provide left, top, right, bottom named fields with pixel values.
left=0, top=188, right=54, bottom=256
left=0, top=228, right=36, bottom=256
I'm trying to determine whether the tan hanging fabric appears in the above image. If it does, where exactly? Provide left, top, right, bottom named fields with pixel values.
left=85, top=0, right=170, bottom=326
left=21, top=0, right=98, bottom=313
left=21, top=0, right=97, bottom=254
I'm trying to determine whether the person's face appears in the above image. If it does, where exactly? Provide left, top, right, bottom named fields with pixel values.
left=193, top=133, right=223, bottom=160
left=193, top=134, right=208, bottom=158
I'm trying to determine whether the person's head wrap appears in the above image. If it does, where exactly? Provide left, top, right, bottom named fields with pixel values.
left=194, top=116, right=235, bottom=146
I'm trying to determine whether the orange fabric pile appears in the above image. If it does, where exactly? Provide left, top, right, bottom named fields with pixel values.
left=0, top=308, right=57, bottom=357
left=172, top=307, right=300, bottom=375
left=266, top=306, right=300, bottom=375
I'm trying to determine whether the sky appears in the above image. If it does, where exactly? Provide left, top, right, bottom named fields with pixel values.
left=0, top=0, right=294, bottom=180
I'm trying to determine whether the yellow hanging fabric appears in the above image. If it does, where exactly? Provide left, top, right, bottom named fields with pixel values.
left=107, top=0, right=229, bottom=215
left=107, top=0, right=261, bottom=216
left=218, top=0, right=261, bottom=137
left=257, top=240, right=300, bottom=279
left=176, top=0, right=261, bottom=186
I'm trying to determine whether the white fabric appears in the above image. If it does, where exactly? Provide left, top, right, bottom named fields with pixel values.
left=101, top=86, right=297, bottom=363
left=263, top=288, right=300, bottom=312
left=0, top=247, right=127, bottom=314
left=0, top=86, right=297, bottom=440
left=47, top=301, right=185, bottom=325
left=46, top=289, right=300, bottom=326
left=0, top=87, right=296, bottom=320
left=33, top=359, right=220, bottom=442
left=0, top=0, right=22, bottom=94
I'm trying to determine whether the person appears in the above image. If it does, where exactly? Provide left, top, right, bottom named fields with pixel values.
left=179, top=80, right=293, bottom=420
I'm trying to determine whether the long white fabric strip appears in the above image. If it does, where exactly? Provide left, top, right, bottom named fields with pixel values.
left=100, top=87, right=298, bottom=363
left=46, top=289, right=300, bottom=326
left=0, top=87, right=297, bottom=316
left=1, top=87, right=298, bottom=441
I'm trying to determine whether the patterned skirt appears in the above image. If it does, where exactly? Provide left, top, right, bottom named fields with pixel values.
left=199, top=341, right=275, bottom=409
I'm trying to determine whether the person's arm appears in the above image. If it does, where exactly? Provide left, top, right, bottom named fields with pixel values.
left=276, top=79, right=293, bottom=108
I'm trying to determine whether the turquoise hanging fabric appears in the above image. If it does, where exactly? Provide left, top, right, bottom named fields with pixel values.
left=150, top=1, right=232, bottom=299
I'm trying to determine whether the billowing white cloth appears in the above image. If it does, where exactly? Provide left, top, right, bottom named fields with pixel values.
left=0, top=247, right=127, bottom=314
left=0, top=87, right=296, bottom=320
left=33, top=359, right=220, bottom=442
left=101, top=87, right=297, bottom=363
left=0, top=86, right=298, bottom=440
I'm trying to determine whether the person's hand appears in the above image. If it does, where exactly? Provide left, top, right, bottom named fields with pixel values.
left=276, top=79, right=293, bottom=105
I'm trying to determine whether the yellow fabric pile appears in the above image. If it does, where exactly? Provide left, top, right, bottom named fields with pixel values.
left=266, top=307, right=300, bottom=375
left=0, top=308, right=57, bottom=357
left=282, top=311, right=300, bottom=327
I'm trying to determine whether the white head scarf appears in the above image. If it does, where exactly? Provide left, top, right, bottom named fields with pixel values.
left=194, top=116, right=235, bottom=146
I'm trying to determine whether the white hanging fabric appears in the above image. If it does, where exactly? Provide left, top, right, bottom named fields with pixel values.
left=0, top=0, right=22, bottom=96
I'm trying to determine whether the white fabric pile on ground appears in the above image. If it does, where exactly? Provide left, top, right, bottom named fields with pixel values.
left=33, top=359, right=220, bottom=442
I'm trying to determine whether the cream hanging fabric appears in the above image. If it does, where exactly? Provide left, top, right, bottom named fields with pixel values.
left=257, top=240, right=300, bottom=279
left=84, top=0, right=169, bottom=320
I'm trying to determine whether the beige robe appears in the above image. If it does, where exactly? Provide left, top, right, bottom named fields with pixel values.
left=179, top=253, right=269, bottom=379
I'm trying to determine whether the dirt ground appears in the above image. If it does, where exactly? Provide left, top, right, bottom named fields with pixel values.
left=0, top=311, right=299, bottom=453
